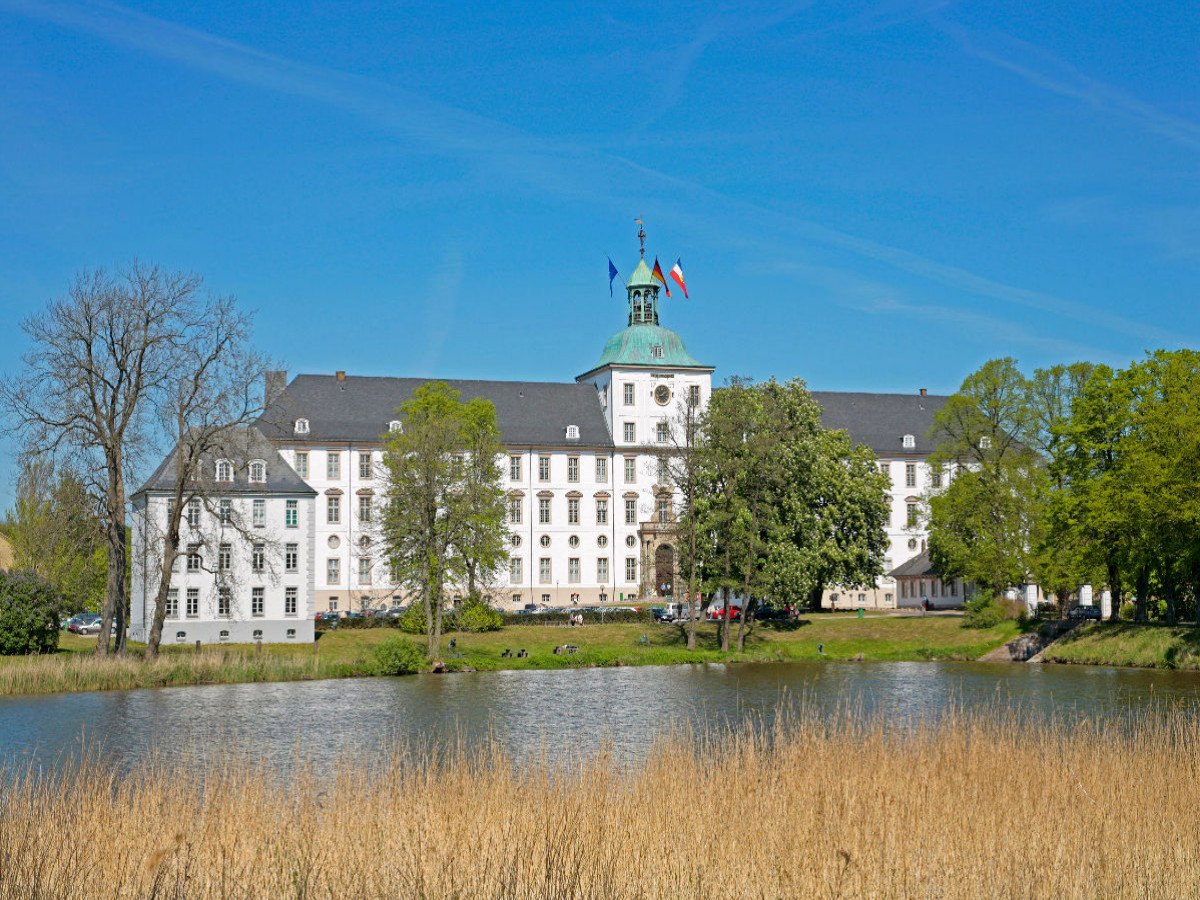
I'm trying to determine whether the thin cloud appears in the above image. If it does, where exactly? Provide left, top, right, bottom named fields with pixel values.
left=936, top=17, right=1200, bottom=152
left=3, top=0, right=1183, bottom=352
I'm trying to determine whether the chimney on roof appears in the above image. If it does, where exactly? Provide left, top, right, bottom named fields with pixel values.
left=336, top=370, right=346, bottom=382
left=264, top=371, right=287, bottom=407
left=919, top=388, right=927, bottom=397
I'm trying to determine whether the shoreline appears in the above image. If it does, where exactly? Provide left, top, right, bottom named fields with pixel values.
left=5, top=617, right=1200, bottom=698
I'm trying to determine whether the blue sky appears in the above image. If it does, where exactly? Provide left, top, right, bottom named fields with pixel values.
left=2, top=0, right=1198, bottom=510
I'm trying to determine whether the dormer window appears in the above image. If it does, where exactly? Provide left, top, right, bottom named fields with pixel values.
left=902, top=434, right=916, bottom=449
left=980, top=436, right=992, bottom=450
left=650, top=344, right=665, bottom=359
left=294, top=418, right=309, bottom=435
left=565, top=425, right=580, bottom=440
left=215, top=460, right=233, bottom=483
left=388, top=420, right=402, bottom=433
left=249, top=460, right=267, bottom=483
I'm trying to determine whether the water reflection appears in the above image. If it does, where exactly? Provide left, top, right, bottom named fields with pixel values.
left=3, top=660, right=1200, bottom=774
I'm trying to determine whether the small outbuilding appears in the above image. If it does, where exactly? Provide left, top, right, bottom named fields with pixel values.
left=888, top=551, right=971, bottom=609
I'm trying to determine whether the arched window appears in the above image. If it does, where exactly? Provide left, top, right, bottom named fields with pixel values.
left=219, top=630, right=230, bottom=642
left=565, top=425, right=580, bottom=440
left=252, top=629, right=263, bottom=641
left=294, top=418, right=310, bottom=435
left=902, top=434, right=916, bottom=449
left=175, top=631, right=187, bottom=643
left=388, top=420, right=402, bottom=433
left=249, top=460, right=267, bottom=483
left=215, top=459, right=233, bottom=482
left=980, top=436, right=992, bottom=450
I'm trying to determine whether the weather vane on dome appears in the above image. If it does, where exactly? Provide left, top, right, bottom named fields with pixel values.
left=635, top=216, right=646, bottom=258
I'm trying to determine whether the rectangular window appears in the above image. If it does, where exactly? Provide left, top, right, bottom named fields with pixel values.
left=539, top=498, right=550, bottom=524
left=657, top=498, right=671, bottom=522
left=625, top=557, right=637, bottom=582
left=327, top=452, right=341, bottom=479
left=595, top=457, right=607, bottom=482
left=907, top=502, right=918, bottom=527
left=252, top=587, right=264, bottom=617
left=285, top=499, right=298, bottom=527
left=657, top=457, right=669, bottom=483
left=539, top=558, right=551, bottom=584
left=688, top=385, right=701, bottom=408
left=879, top=462, right=889, bottom=476
left=253, top=499, right=265, bottom=527
left=568, top=498, right=579, bottom=524
left=509, top=497, right=522, bottom=524
left=623, top=383, right=634, bottom=405
left=931, top=467, right=943, bottom=488
left=568, top=457, right=579, bottom=482
left=327, top=496, right=341, bottom=524
left=186, top=499, right=201, bottom=528
left=597, top=558, right=609, bottom=582
left=359, top=452, right=372, bottom=479
left=358, top=557, right=372, bottom=586
left=328, top=598, right=338, bottom=612
left=510, top=558, right=522, bottom=584
left=285, top=543, right=298, bottom=573
left=568, top=558, right=580, bottom=583
left=219, top=499, right=231, bottom=524
left=950, top=580, right=957, bottom=597
left=285, top=587, right=298, bottom=616
left=327, top=558, right=340, bottom=585
left=294, top=451, right=309, bottom=478
left=252, top=543, right=265, bottom=574
left=218, top=543, right=231, bottom=572
left=538, top=456, right=550, bottom=481
left=656, top=422, right=669, bottom=444
left=596, top=499, right=608, bottom=525
left=625, top=498, right=637, bottom=525
left=186, top=544, right=201, bottom=573
left=218, top=588, right=231, bottom=618
left=186, top=588, right=199, bottom=618
left=166, top=589, right=178, bottom=619
left=905, top=463, right=916, bottom=488
left=510, top=455, right=521, bottom=480
left=623, top=422, right=635, bottom=443
left=624, top=458, right=636, bottom=483
left=359, top=495, right=372, bottom=523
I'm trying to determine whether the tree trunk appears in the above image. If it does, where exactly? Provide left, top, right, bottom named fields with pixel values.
left=686, top=538, right=698, bottom=652
left=1105, top=559, right=1121, bottom=622
left=1165, top=564, right=1177, bottom=625
left=425, top=571, right=437, bottom=660
left=96, top=460, right=127, bottom=657
left=1135, top=566, right=1150, bottom=623
left=736, top=529, right=755, bottom=652
left=721, top=587, right=731, bottom=653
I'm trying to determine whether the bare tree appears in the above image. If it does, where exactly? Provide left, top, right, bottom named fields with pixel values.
left=2, top=263, right=268, bottom=655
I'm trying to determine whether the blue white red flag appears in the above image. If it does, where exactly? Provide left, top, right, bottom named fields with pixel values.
left=669, top=258, right=689, bottom=298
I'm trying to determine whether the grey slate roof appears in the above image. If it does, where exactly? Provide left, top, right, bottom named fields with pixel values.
left=888, top=551, right=936, bottom=579
left=257, top=375, right=614, bottom=448
left=812, top=391, right=948, bottom=456
left=134, top=426, right=315, bottom=497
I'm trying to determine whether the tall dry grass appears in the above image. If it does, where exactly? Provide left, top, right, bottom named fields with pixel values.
left=0, top=707, right=1197, bottom=898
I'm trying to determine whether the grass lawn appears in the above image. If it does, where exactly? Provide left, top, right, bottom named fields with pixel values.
left=1041, top=620, right=1200, bottom=669
left=0, top=613, right=1021, bottom=697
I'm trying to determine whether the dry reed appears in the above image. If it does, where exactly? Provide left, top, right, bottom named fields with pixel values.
left=0, top=707, right=1196, bottom=898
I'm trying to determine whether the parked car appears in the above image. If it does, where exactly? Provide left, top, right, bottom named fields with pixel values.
left=74, top=615, right=104, bottom=635
left=708, top=606, right=742, bottom=621
left=1068, top=605, right=1102, bottom=620
left=65, top=614, right=94, bottom=634
left=651, top=606, right=669, bottom=622
left=315, top=611, right=340, bottom=622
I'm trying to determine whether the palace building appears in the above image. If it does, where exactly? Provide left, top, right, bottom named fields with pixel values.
left=130, top=245, right=950, bottom=644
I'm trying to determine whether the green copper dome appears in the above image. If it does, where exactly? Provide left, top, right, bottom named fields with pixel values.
left=590, top=323, right=708, bottom=370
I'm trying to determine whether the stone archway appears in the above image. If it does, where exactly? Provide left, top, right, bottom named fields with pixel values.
left=654, top=544, right=675, bottom=598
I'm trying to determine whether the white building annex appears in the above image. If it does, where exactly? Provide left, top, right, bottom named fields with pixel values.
left=130, top=243, right=958, bottom=643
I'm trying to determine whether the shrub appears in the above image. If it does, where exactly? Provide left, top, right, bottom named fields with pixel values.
left=1118, top=601, right=1136, bottom=621
left=500, top=608, right=653, bottom=627
left=399, top=601, right=427, bottom=635
left=0, top=570, right=64, bottom=655
left=455, top=600, right=503, bottom=633
left=963, top=594, right=1007, bottom=629
left=372, top=636, right=426, bottom=675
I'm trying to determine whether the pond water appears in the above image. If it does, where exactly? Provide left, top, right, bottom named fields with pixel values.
left=4, top=660, right=1200, bottom=773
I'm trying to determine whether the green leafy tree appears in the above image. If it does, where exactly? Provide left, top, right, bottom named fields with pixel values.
left=0, top=570, right=65, bottom=655
left=6, top=457, right=106, bottom=612
left=381, top=382, right=507, bottom=660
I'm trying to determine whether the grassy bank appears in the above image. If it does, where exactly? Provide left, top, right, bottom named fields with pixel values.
left=0, top=614, right=1020, bottom=697
left=2, top=709, right=1196, bottom=898
left=1042, top=620, right=1200, bottom=669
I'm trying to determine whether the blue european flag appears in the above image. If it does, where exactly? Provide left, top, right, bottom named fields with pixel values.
left=608, top=258, right=619, bottom=296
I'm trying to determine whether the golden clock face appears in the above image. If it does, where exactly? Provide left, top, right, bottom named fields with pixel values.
left=654, top=384, right=671, bottom=405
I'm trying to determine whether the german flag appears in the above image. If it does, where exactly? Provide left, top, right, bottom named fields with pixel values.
left=651, top=257, right=672, bottom=297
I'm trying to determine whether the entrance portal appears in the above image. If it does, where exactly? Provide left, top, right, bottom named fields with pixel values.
left=654, top=544, right=675, bottom=597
